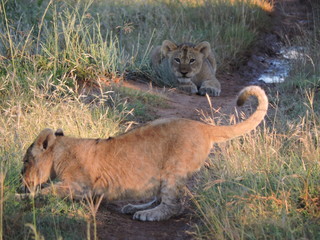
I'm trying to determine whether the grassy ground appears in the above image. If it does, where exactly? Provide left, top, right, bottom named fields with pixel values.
left=192, top=2, right=320, bottom=239
left=1, top=0, right=319, bottom=239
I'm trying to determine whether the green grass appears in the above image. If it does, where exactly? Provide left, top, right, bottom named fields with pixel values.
left=3, top=195, right=87, bottom=239
left=0, top=0, right=272, bottom=87
left=114, top=86, right=168, bottom=122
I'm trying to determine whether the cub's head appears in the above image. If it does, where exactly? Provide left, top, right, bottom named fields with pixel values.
left=161, top=40, right=211, bottom=83
left=21, top=128, right=64, bottom=192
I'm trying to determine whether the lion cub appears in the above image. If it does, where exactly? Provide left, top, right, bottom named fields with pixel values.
left=20, top=86, right=267, bottom=221
left=151, top=40, right=221, bottom=96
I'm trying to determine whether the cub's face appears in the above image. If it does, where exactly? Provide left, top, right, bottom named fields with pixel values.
left=161, top=41, right=211, bottom=83
left=21, top=143, right=39, bottom=191
left=21, top=128, right=62, bottom=191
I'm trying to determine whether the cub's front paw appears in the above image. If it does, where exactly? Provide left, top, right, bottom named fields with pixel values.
left=178, top=83, right=198, bottom=94
left=133, top=208, right=166, bottom=221
left=199, top=86, right=221, bottom=97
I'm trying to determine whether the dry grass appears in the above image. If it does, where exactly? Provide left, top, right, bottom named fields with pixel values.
left=192, top=90, right=320, bottom=239
left=192, top=3, right=320, bottom=236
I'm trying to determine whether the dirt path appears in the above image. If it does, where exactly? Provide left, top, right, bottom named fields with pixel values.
left=123, top=72, right=247, bottom=120
left=96, top=1, right=311, bottom=239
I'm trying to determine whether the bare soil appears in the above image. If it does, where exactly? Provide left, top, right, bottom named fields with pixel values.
left=96, top=1, right=312, bottom=239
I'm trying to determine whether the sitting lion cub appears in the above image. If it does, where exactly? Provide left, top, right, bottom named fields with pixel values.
left=20, top=86, right=267, bottom=221
left=151, top=40, right=221, bottom=96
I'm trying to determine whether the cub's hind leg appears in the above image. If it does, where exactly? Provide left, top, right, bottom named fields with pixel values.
left=133, top=178, right=184, bottom=221
left=121, top=197, right=158, bottom=215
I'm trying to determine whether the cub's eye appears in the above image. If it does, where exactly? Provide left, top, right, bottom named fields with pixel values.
left=189, top=58, right=195, bottom=63
left=174, top=58, right=180, bottom=63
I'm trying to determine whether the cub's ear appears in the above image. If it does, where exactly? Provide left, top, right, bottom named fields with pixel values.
left=161, top=40, right=178, bottom=56
left=35, top=128, right=56, bottom=151
left=55, top=128, right=64, bottom=136
left=194, top=41, right=211, bottom=58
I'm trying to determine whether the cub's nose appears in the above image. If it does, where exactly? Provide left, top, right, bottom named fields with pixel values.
left=17, top=182, right=30, bottom=194
left=180, top=71, right=188, bottom=77
left=21, top=166, right=26, bottom=175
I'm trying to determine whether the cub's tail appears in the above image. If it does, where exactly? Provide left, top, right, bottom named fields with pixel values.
left=210, top=86, right=268, bottom=143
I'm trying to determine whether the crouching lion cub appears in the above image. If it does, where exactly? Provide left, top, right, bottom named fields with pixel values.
left=151, top=40, right=221, bottom=96
left=19, top=86, right=267, bottom=221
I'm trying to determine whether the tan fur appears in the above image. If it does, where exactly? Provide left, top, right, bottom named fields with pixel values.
left=151, top=40, right=221, bottom=96
left=20, top=86, right=267, bottom=221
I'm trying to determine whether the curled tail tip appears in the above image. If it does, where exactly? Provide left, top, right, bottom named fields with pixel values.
left=236, top=86, right=266, bottom=107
